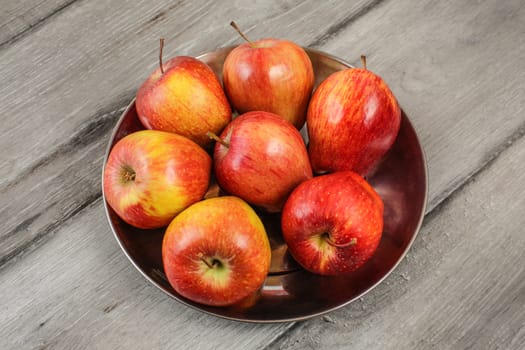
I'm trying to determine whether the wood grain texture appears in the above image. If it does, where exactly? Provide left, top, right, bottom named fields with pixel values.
left=0, top=0, right=524, bottom=348
left=0, top=0, right=378, bottom=268
left=0, top=199, right=291, bottom=350
left=268, top=113, right=525, bottom=350
left=0, top=0, right=76, bottom=47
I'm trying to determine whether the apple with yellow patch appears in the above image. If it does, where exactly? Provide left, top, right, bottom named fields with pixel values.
left=162, top=196, right=271, bottom=306
left=103, top=130, right=211, bottom=229
left=136, top=39, right=232, bottom=147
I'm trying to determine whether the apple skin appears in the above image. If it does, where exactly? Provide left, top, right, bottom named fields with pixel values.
left=213, top=111, right=313, bottom=212
left=222, top=39, right=314, bottom=129
left=136, top=56, right=232, bottom=147
left=103, top=130, right=211, bottom=229
left=281, top=171, right=384, bottom=276
left=162, top=196, right=271, bottom=307
left=307, top=67, right=401, bottom=176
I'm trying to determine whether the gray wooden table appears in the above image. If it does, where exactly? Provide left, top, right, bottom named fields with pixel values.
left=1, top=0, right=524, bottom=349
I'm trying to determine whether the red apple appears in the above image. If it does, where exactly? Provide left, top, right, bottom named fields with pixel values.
left=307, top=56, right=401, bottom=176
left=210, top=111, right=312, bottom=212
left=162, top=196, right=271, bottom=306
left=103, top=130, right=211, bottom=229
left=136, top=40, right=232, bottom=147
left=222, top=22, right=314, bottom=129
left=281, top=171, right=384, bottom=276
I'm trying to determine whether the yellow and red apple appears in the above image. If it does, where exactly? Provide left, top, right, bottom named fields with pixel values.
left=136, top=55, right=232, bottom=147
left=103, top=130, right=211, bottom=229
left=162, top=196, right=271, bottom=306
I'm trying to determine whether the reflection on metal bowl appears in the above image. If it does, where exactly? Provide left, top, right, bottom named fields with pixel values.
left=102, top=46, right=428, bottom=323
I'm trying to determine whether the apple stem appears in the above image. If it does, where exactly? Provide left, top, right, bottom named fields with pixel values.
left=207, top=131, right=230, bottom=148
left=324, top=234, right=357, bottom=248
left=159, top=38, right=165, bottom=74
left=201, top=257, right=220, bottom=269
left=230, top=21, right=255, bottom=47
left=360, top=55, right=367, bottom=70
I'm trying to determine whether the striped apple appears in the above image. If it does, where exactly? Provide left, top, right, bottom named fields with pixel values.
left=210, top=111, right=313, bottom=212
left=222, top=22, right=314, bottom=129
left=307, top=56, right=401, bottom=176
left=281, top=171, right=384, bottom=276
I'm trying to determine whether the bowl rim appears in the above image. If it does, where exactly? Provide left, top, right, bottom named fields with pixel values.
left=101, top=46, right=429, bottom=323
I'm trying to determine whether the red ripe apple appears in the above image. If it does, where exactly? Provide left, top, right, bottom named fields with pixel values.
left=222, top=22, right=314, bottom=129
left=281, top=171, right=384, bottom=276
left=103, top=130, right=211, bottom=229
left=307, top=56, right=401, bottom=176
left=162, top=196, right=271, bottom=306
left=210, top=111, right=312, bottom=212
left=136, top=40, right=232, bottom=147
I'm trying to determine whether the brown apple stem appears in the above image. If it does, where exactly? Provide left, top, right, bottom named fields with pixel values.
left=207, top=131, right=230, bottom=148
left=324, top=234, right=357, bottom=248
left=230, top=21, right=255, bottom=47
left=159, top=38, right=165, bottom=74
left=360, top=55, right=367, bottom=70
left=201, top=257, right=220, bottom=269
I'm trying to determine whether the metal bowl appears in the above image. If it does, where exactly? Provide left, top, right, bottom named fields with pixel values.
left=102, top=46, right=428, bottom=323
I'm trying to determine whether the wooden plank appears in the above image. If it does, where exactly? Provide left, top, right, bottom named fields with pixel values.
left=0, top=102, right=124, bottom=266
left=0, top=0, right=76, bottom=47
left=268, top=105, right=525, bottom=350
left=0, top=0, right=378, bottom=266
left=0, top=199, right=291, bottom=350
left=0, top=0, right=523, bottom=347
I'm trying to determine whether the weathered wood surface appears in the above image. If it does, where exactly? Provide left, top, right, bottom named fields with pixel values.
left=0, top=0, right=524, bottom=348
left=0, top=199, right=291, bottom=349
left=0, top=0, right=75, bottom=47
left=0, top=0, right=376, bottom=270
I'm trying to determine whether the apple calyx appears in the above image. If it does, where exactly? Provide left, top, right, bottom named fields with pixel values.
left=159, top=38, right=165, bottom=74
left=120, top=165, right=136, bottom=183
left=322, top=233, right=357, bottom=248
left=207, top=131, right=230, bottom=148
left=230, top=21, right=255, bottom=48
left=360, top=55, right=367, bottom=70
